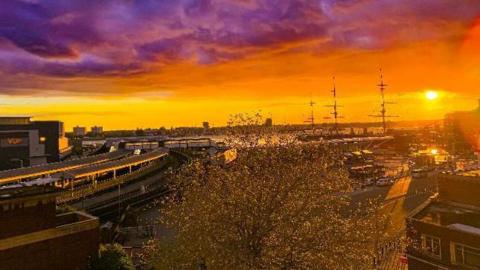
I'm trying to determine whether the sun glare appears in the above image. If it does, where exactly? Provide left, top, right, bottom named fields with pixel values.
left=425, top=90, right=439, bottom=100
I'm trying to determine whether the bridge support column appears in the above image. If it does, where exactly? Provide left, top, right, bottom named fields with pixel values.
left=129, top=165, right=132, bottom=173
left=113, top=169, right=116, bottom=179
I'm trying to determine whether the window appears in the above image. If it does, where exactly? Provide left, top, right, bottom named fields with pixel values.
left=422, top=234, right=441, bottom=258
left=452, top=243, right=480, bottom=268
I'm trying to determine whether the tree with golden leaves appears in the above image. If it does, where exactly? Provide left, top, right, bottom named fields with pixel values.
left=141, top=114, right=385, bottom=270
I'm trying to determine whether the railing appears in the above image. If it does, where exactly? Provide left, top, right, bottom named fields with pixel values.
left=57, top=159, right=168, bottom=204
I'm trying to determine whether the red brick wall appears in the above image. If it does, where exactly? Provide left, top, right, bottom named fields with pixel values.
left=0, top=228, right=99, bottom=270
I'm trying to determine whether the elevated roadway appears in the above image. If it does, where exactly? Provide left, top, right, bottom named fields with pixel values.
left=57, top=149, right=168, bottom=181
left=0, top=150, right=130, bottom=185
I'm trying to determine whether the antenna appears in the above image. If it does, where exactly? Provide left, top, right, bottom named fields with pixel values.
left=369, top=69, right=398, bottom=135
left=324, top=76, right=344, bottom=135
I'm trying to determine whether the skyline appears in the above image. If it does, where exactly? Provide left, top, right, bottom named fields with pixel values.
left=1, top=0, right=480, bottom=129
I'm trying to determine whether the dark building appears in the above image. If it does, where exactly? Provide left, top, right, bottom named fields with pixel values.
left=0, top=117, right=71, bottom=170
left=0, top=186, right=99, bottom=270
left=202, top=122, right=210, bottom=130
left=406, top=172, right=480, bottom=269
left=264, top=118, right=273, bottom=127
left=90, top=126, right=104, bottom=136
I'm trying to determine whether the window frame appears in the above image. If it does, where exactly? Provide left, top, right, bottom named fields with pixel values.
left=451, top=242, right=480, bottom=269
left=421, top=234, right=442, bottom=259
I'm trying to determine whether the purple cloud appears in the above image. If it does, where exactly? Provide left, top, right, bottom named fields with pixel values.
left=0, top=0, right=479, bottom=96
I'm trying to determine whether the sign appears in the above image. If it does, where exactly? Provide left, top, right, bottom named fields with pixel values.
left=0, top=137, right=29, bottom=147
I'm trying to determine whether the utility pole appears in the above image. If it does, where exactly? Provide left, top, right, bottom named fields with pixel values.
left=369, top=69, right=398, bottom=135
left=325, top=76, right=344, bottom=136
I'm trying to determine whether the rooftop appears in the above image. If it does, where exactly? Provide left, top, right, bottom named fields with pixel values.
left=0, top=116, right=32, bottom=125
left=0, top=186, right=60, bottom=202
left=413, top=200, right=480, bottom=230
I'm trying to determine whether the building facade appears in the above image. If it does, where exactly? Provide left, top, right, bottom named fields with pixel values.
left=0, top=117, right=72, bottom=170
left=73, top=126, right=87, bottom=137
left=406, top=173, right=480, bottom=269
left=0, top=186, right=99, bottom=270
left=91, top=126, right=103, bottom=136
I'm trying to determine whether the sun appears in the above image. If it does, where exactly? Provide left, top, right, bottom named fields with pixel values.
left=425, top=90, right=439, bottom=100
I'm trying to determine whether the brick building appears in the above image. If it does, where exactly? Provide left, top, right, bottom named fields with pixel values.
left=406, top=173, right=480, bottom=269
left=0, top=186, right=99, bottom=270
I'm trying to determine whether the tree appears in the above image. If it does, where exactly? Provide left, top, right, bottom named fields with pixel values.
left=142, top=114, right=384, bottom=270
left=88, top=244, right=135, bottom=270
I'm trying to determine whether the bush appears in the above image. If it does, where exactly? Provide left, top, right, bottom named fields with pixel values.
left=88, top=244, right=135, bottom=270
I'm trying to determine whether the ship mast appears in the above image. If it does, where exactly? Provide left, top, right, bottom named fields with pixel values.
left=305, top=95, right=316, bottom=132
left=325, top=76, right=343, bottom=135
left=379, top=71, right=387, bottom=134
left=369, top=69, right=397, bottom=135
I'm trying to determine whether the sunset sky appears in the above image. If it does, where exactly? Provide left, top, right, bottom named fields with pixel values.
left=1, top=0, right=480, bottom=130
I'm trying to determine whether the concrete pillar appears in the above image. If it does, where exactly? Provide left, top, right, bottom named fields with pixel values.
left=129, top=165, right=132, bottom=173
left=113, top=169, right=117, bottom=179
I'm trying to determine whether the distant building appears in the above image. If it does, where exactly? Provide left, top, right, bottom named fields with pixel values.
left=444, top=99, right=480, bottom=155
left=202, top=122, right=210, bottom=130
left=264, top=118, right=273, bottom=127
left=91, top=126, right=104, bottom=136
left=406, top=172, right=480, bottom=269
left=73, top=126, right=86, bottom=137
left=0, top=186, right=99, bottom=270
left=0, top=117, right=71, bottom=170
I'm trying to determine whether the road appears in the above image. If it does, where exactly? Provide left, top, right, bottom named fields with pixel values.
left=351, top=175, right=437, bottom=234
left=350, top=175, right=437, bottom=269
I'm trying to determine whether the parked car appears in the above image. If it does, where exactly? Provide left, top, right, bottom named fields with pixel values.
left=376, top=178, right=391, bottom=186
left=364, top=178, right=375, bottom=186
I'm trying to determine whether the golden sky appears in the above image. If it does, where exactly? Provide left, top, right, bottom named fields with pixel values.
left=1, top=1, right=479, bottom=130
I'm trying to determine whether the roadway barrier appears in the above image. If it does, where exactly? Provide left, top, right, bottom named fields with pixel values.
left=57, top=158, right=169, bottom=204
